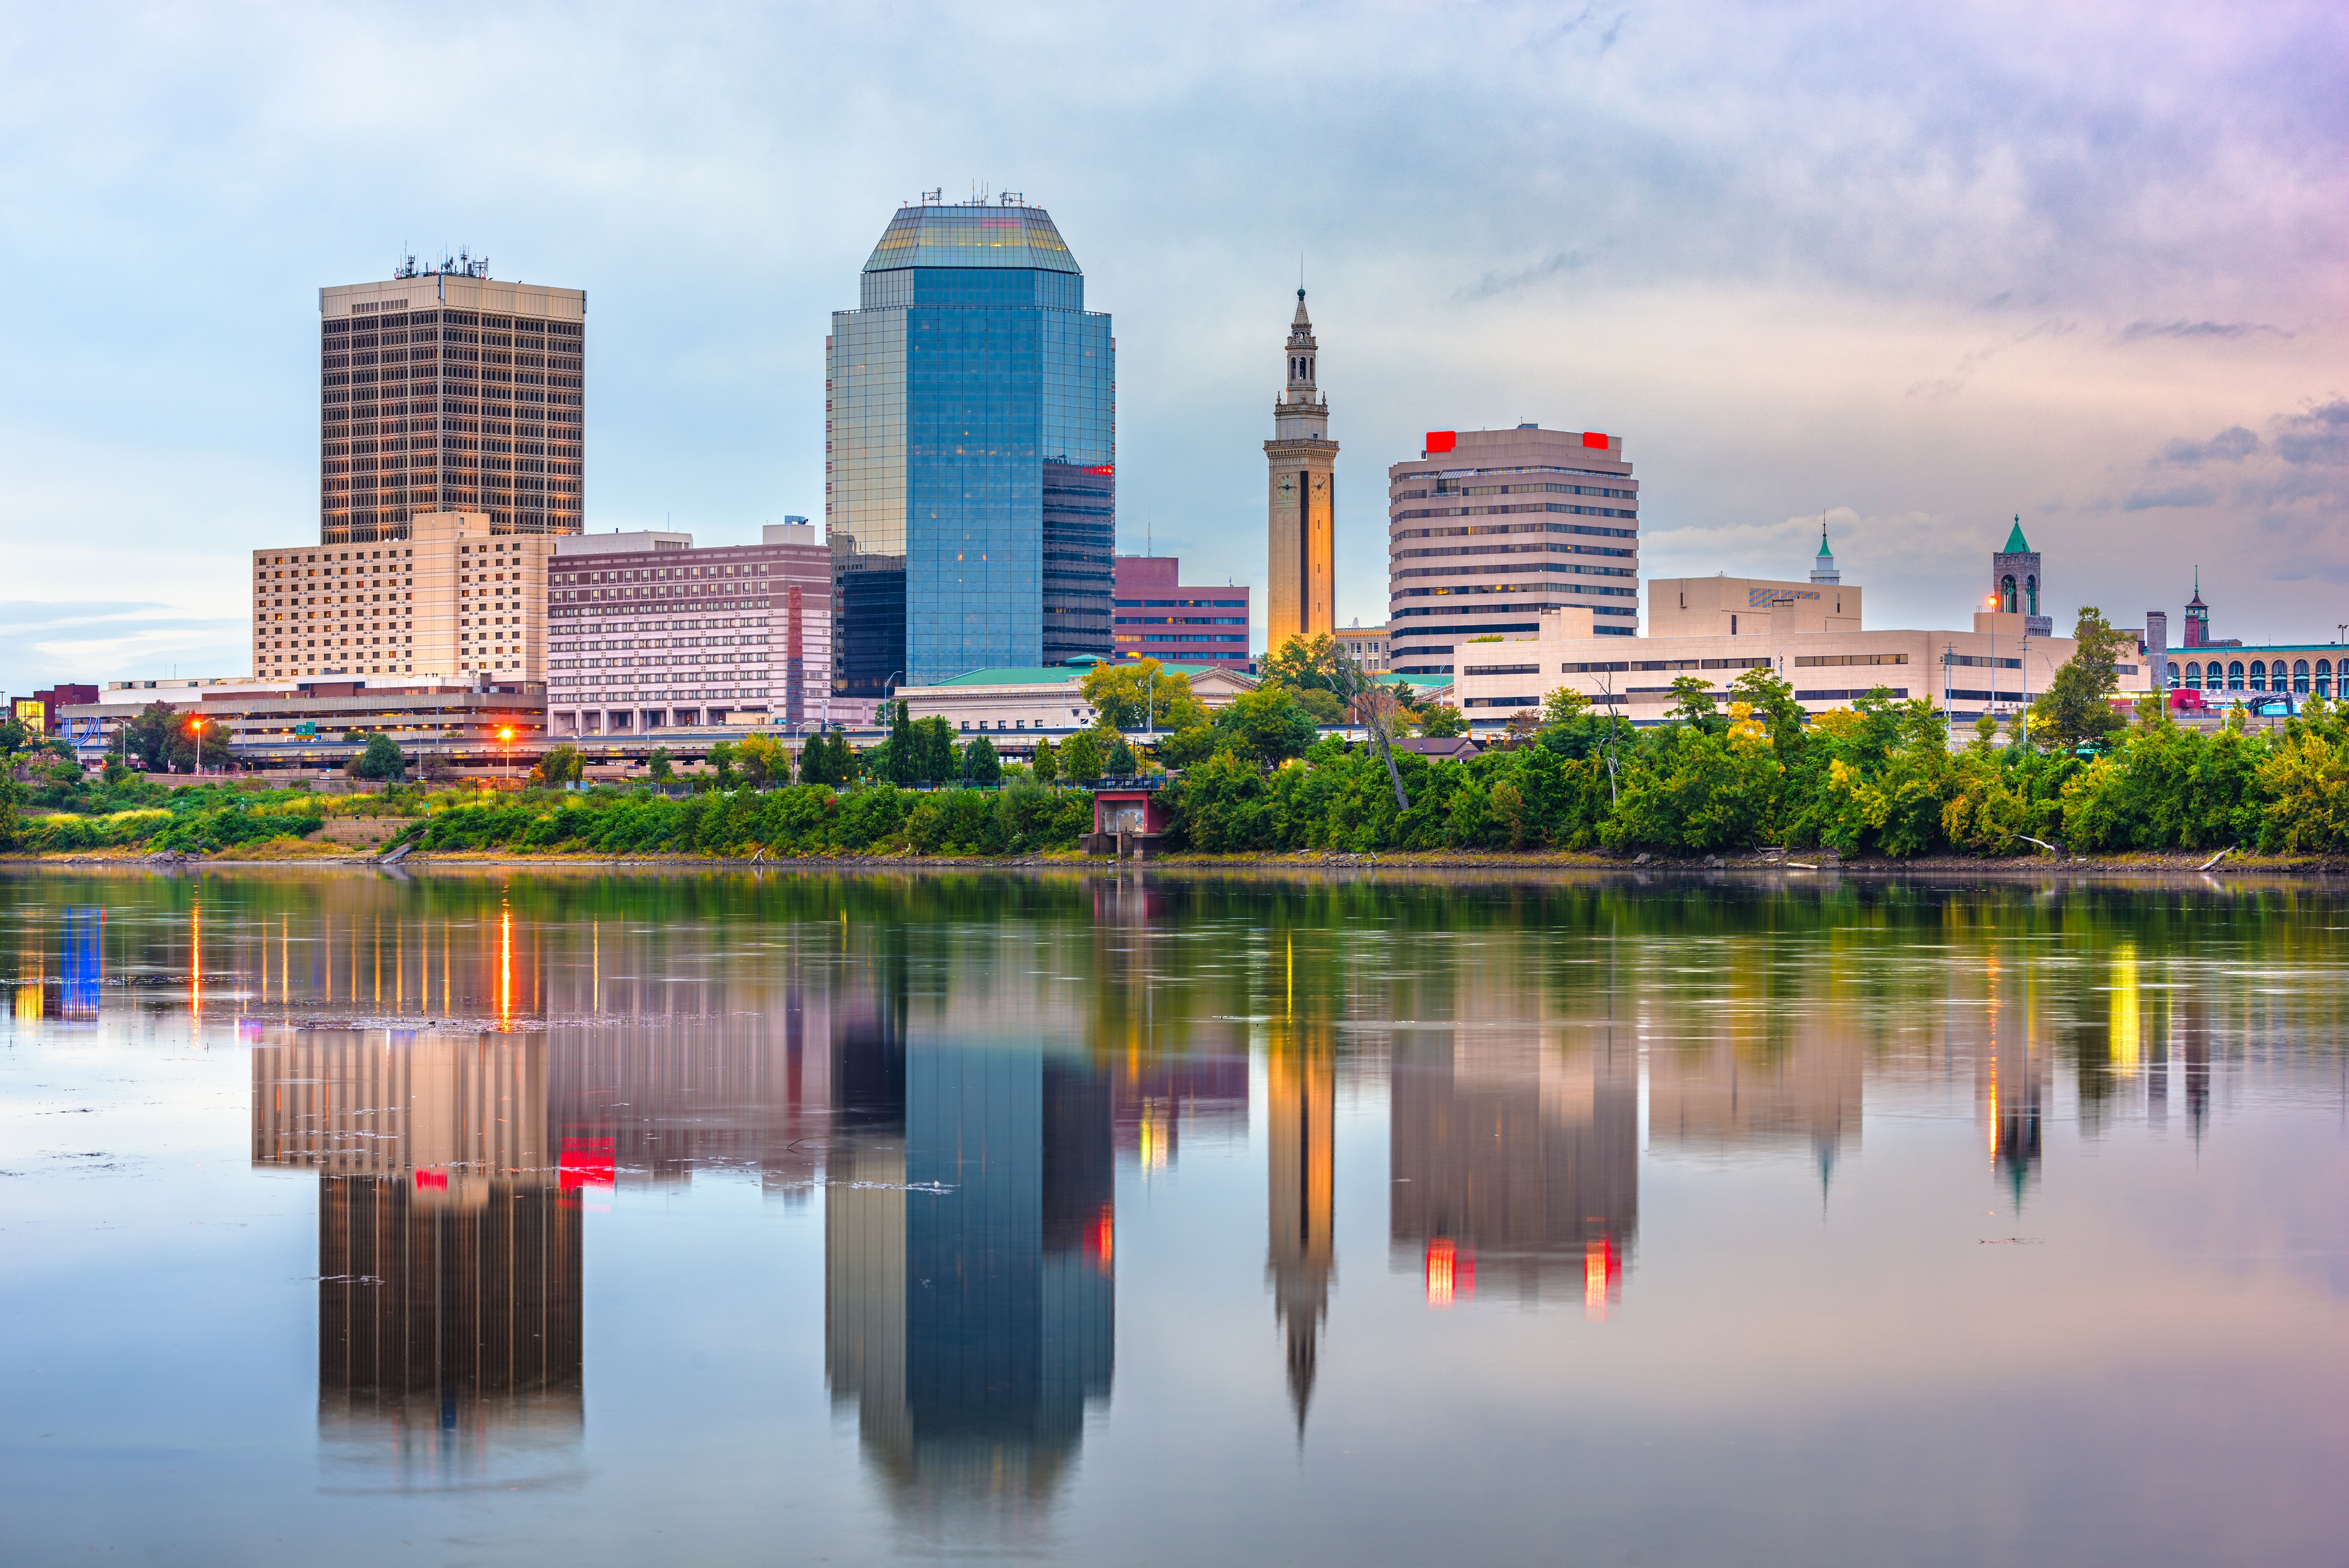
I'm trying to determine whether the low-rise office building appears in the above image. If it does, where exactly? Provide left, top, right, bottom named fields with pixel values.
left=12, top=684, right=97, bottom=736
left=544, top=521, right=834, bottom=737
left=1112, top=555, right=1252, bottom=669
left=897, top=663, right=1257, bottom=738
left=1335, top=622, right=1390, bottom=674
left=59, top=678, right=545, bottom=768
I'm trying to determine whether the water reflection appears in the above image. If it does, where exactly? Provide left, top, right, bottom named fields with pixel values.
left=9, top=868, right=2349, bottom=1562
left=251, top=1031, right=583, bottom=1479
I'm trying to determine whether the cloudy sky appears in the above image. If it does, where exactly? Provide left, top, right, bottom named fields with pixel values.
left=2, top=0, right=2342, bottom=683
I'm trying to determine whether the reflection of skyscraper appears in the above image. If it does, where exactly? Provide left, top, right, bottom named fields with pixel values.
left=1266, top=1019, right=1334, bottom=1432
left=252, top=1033, right=583, bottom=1470
left=1390, top=1028, right=1638, bottom=1312
left=826, top=991, right=1113, bottom=1525
left=1646, top=1025, right=1863, bottom=1194
left=62, top=906, right=102, bottom=1020
left=1112, top=1044, right=1249, bottom=1173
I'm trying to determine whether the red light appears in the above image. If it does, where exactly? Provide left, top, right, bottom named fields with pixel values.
left=560, top=1135, right=615, bottom=1191
left=414, top=1169, right=448, bottom=1191
left=1425, top=431, right=1457, bottom=454
left=1088, top=1205, right=1115, bottom=1272
left=1426, top=1238, right=1474, bottom=1305
left=1089, top=464, right=1115, bottom=475
left=1582, top=431, right=1609, bottom=450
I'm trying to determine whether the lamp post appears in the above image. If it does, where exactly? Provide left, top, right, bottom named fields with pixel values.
left=499, top=726, right=516, bottom=786
left=188, top=717, right=206, bottom=778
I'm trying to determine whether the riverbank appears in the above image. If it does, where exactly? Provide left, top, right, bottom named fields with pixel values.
left=9, top=845, right=2345, bottom=875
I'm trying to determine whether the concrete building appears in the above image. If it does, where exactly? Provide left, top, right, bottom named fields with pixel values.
left=1648, top=571, right=1861, bottom=639
left=896, top=663, right=1257, bottom=741
left=1335, top=622, right=1390, bottom=675
left=826, top=197, right=1116, bottom=697
left=1111, top=555, right=1251, bottom=669
left=1266, top=291, right=1339, bottom=654
left=58, top=678, right=545, bottom=769
left=544, top=522, right=834, bottom=738
left=320, top=259, right=585, bottom=545
left=251, top=509, right=552, bottom=684
left=1449, top=529, right=2117, bottom=728
left=1387, top=425, right=1641, bottom=676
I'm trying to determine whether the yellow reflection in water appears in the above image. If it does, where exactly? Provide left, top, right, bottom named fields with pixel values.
left=2113, top=944, right=2140, bottom=1074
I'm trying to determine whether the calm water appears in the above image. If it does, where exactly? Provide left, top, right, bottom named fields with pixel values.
left=4, top=867, right=2348, bottom=1566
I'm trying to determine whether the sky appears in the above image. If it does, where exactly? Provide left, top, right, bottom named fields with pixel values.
left=1, top=0, right=2343, bottom=684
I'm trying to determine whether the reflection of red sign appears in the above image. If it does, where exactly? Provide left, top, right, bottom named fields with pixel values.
left=414, top=1169, right=447, bottom=1191
left=1584, top=1235, right=1622, bottom=1319
left=560, top=1135, right=616, bottom=1191
left=1425, top=1238, right=1474, bottom=1306
left=1087, top=1205, right=1115, bottom=1273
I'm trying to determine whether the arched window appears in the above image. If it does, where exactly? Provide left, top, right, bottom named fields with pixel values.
left=2184, top=661, right=2202, bottom=689
left=2317, top=658, right=2333, bottom=698
left=2293, top=659, right=2310, bottom=693
left=2026, top=574, right=2039, bottom=615
left=2000, top=574, right=2017, bottom=613
left=2228, top=661, right=2246, bottom=690
left=2250, top=660, right=2268, bottom=691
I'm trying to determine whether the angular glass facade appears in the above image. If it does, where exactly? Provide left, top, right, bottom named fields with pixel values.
left=829, top=203, right=1113, bottom=694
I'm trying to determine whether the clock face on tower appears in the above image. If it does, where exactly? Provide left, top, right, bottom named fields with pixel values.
left=1276, top=479, right=1296, bottom=501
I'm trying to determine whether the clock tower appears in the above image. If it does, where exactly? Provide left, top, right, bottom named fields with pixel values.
left=1266, top=289, right=1338, bottom=654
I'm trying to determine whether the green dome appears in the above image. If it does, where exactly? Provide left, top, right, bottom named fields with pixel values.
left=863, top=203, right=1081, bottom=274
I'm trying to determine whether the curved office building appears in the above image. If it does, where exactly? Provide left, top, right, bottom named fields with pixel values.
left=828, top=200, right=1116, bottom=695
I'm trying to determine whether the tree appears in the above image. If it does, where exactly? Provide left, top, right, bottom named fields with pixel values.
left=124, top=701, right=177, bottom=773
left=1103, top=734, right=1138, bottom=777
left=1212, top=686, right=1320, bottom=769
left=1261, top=633, right=1340, bottom=693
left=168, top=716, right=231, bottom=773
left=799, top=730, right=849, bottom=786
left=354, top=732, right=407, bottom=781
left=1290, top=686, right=1346, bottom=725
left=2031, top=607, right=2130, bottom=751
left=1418, top=704, right=1468, bottom=739
left=911, top=716, right=957, bottom=783
left=961, top=734, right=1002, bottom=785
left=1542, top=686, right=1592, bottom=728
left=737, top=732, right=788, bottom=787
left=1727, top=666, right=1806, bottom=758
left=1666, top=675, right=1722, bottom=730
left=707, top=740, right=739, bottom=788
left=1061, top=729, right=1107, bottom=779
left=1082, top=658, right=1209, bottom=732
left=1031, top=736, right=1060, bottom=785
left=646, top=747, right=674, bottom=784
left=535, top=743, right=584, bottom=786
left=887, top=700, right=918, bottom=784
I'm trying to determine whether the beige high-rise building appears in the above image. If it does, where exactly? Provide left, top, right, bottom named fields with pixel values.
left=251, top=510, right=551, bottom=683
left=319, top=260, right=585, bottom=546
left=1265, top=289, right=1337, bottom=654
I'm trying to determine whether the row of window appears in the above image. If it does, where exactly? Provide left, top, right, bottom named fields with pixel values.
left=1395, top=582, right=1639, bottom=600
left=1110, top=598, right=1249, bottom=608
left=2176, top=658, right=2333, bottom=693
left=1395, top=521, right=1638, bottom=545
left=1395, top=502, right=1637, bottom=523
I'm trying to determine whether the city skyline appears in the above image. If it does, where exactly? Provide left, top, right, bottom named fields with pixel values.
left=1, top=4, right=2343, bottom=686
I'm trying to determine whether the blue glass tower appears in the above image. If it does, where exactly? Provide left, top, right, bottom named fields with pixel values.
left=828, top=200, right=1116, bottom=695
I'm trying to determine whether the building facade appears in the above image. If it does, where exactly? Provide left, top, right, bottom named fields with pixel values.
left=1387, top=425, right=1641, bottom=675
left=896, top=663, right=1256, bottom=740
left=2172, top=646, right=2344, bottom=699
left=546, top=523, right=834, bottom=737
left=251, top=509, right=552, bottom=684
left=59, top=678, right=546, bottom=767
left=1647, top=573, right=1863, bottom=639
left=319, top=259, right=585, bottom=545
left=1265, top=291, right=1338, bottom=655
left=10, top=685, right=97, bottom=736
left=1111, top=555, right=1251, bottom=669
left=826, top=198, right=1115, bottom=697
left=1335, top=622, right=1389, bottom=675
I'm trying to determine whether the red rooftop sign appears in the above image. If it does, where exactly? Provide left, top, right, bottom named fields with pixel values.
left=1424, top=431, right=1456, bottom=453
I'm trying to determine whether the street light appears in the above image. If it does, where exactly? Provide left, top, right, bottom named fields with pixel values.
left=188, top=717, right=206, bottom=778
left=499, top=726, right=516, bottom=786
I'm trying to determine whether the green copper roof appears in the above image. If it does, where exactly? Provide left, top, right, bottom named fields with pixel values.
left=1817, top=533, right=1833, bottom=557
left=2002, top=518, right=2032, bottom=554
left=864, top=204, right=1081, bottom=274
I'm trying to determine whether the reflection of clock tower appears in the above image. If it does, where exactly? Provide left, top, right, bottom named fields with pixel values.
left=1266, top=290, right=1337, bottom=653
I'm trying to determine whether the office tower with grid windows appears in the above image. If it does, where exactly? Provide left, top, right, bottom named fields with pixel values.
left=827, top=197, right=1115, bottom=696
left=1387, top=425, right=1641, bottom=675
left=319, top=258, right=585, bottom=546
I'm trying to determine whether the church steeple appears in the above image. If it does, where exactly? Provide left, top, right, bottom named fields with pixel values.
left=1276, top=289, right=1327, bottom=436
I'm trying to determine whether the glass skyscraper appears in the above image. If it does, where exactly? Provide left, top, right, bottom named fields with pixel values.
left=828, top=200, right=1115, bottom=694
